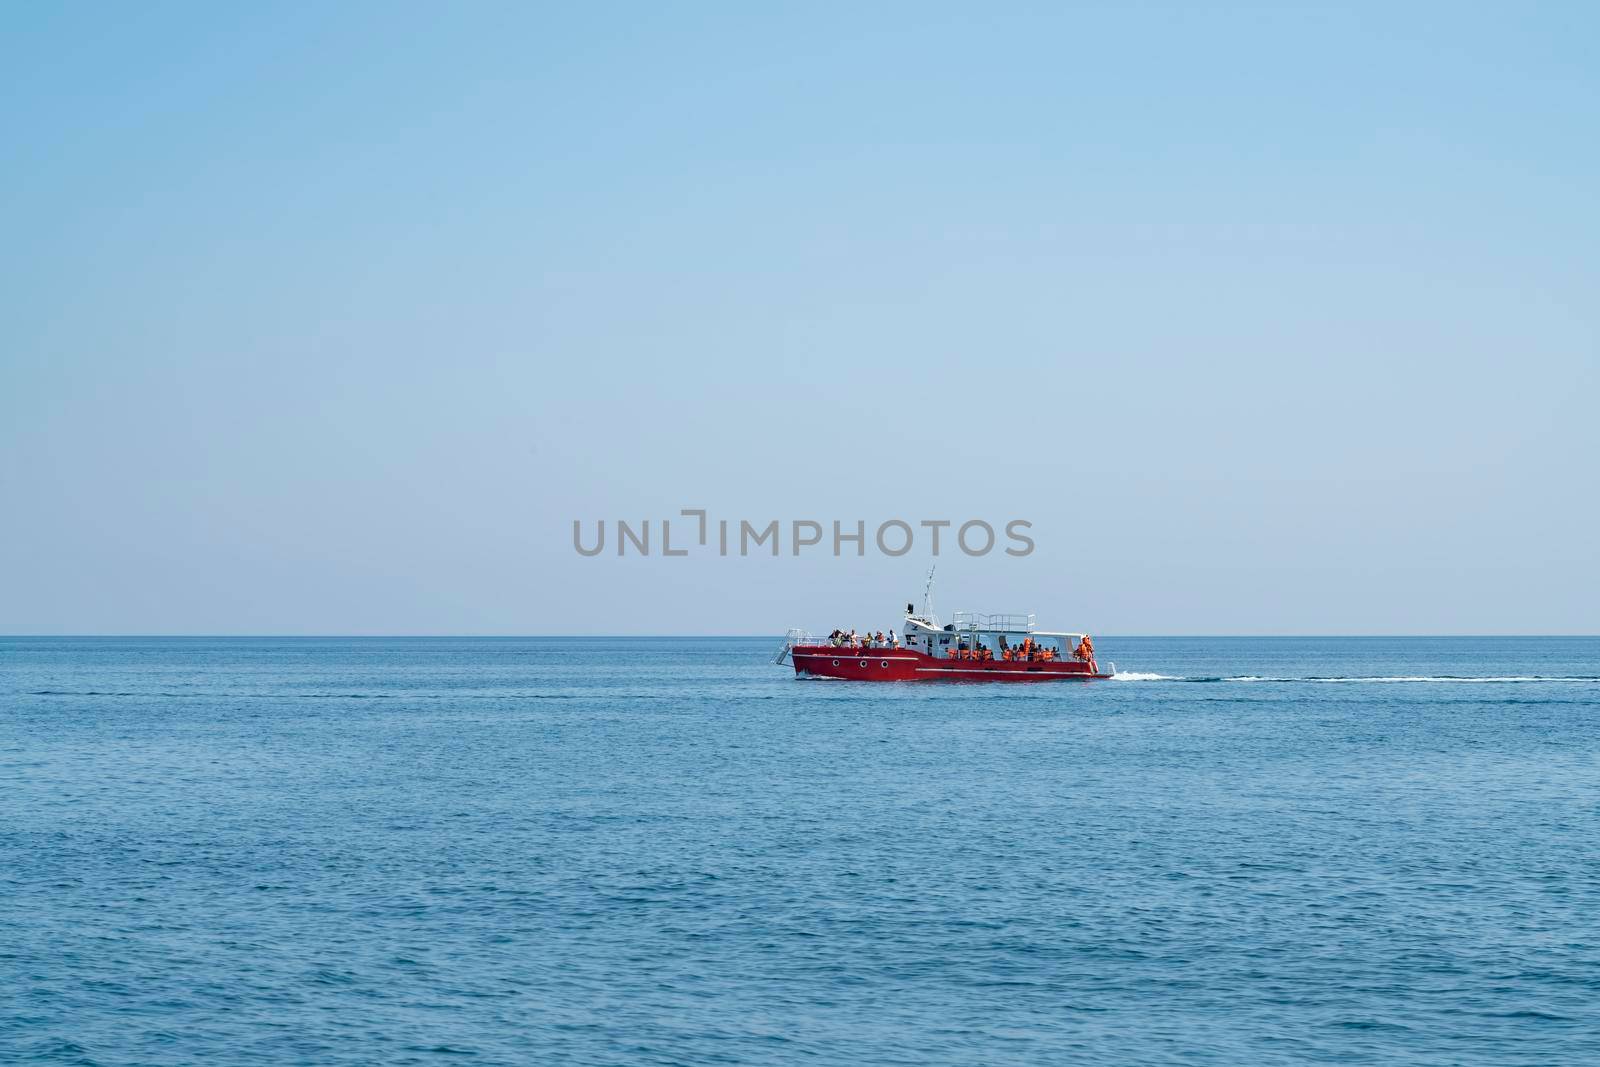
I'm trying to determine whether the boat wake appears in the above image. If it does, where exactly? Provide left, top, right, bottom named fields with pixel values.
left=1111, top=673, right=1600, bottom=684
left=1231, top=675, right=1600, bottom=684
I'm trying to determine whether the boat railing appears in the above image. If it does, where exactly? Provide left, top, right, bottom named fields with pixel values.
left=775, top=628, right=812, bottom=663
left=951, top=611, right=1036, bottom=633
left=785, top=630, right=870, bottom=648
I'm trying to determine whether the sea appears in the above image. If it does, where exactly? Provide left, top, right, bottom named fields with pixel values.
left=4, top=635, right=1599, bottom=1066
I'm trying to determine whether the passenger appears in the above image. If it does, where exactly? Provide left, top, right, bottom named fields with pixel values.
left=888, top=629, right=897, bottom=648
left=874, top=631, right=885, bottom=647
left=1075, top=635, right=1094, bottom=661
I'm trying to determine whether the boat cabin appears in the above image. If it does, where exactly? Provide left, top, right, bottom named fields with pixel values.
left=901, top=606, right=1088, bottom=662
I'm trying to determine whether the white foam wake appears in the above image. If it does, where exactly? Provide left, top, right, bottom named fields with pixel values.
left=1106, top=673, right=1598, bottom=684
left=1227, top=675, right=1597, bottom=684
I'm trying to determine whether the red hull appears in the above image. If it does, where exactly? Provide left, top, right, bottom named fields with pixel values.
left=791, top=646, right=1107, bottom=682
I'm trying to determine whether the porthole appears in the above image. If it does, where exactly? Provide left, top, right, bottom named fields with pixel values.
left=832, top=659, right=840, bottom=667
left=859, top=660, right=869, bottom=667
left=880, top=660, right=889, bottom=668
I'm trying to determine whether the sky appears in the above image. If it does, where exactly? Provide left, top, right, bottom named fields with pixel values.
left=2, top=2, right=1596, bottom=635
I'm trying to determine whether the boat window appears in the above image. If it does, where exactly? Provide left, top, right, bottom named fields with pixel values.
left=880, top=660, right=889, bottom=668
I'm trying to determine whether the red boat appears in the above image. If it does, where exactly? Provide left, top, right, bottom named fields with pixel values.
left=778, top=597, right=1110, bottom=682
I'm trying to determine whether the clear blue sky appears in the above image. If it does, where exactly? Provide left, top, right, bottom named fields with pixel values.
left=3, top=2, right=1596, bottom=634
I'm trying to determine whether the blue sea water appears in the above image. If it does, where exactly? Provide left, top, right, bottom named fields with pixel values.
left=4, top=635, right=1599, bottom=1066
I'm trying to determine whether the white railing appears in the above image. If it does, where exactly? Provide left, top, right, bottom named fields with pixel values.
left=950, top=611, right=1035, bottom=633
left=792, top=631, right=899, bottom=649
left=775, top=628, right=813, bottom=663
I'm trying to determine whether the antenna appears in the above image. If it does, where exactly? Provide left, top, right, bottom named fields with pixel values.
left=923, top=564, right=936, bottom=621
